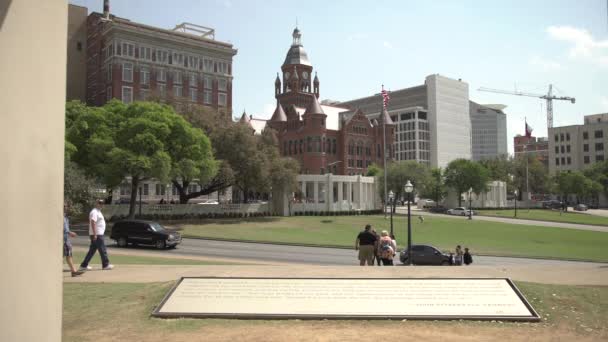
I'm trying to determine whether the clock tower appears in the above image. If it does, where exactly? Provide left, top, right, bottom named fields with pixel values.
left=275, top=27, right=319, bottom=109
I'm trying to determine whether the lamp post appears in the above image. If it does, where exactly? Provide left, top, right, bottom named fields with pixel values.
left=404, top=180, right=414, bottom=265
left=468, top=187, right=473, bottom=220
left=514, top=189, right=518, bottom=218
left=388, top=190, right=394, bottom=237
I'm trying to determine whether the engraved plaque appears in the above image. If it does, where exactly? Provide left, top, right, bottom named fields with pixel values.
left=152, top=277, right=540, bottom=321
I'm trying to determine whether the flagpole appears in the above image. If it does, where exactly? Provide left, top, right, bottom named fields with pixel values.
left=524, top=118, right=529, bottom=205
left=382, top=85, right=388, bottom=219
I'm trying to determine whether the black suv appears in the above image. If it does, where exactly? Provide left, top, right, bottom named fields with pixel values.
left=110, top=220, right=181, bottom=249
left=399, top=244, right=451, bottom=265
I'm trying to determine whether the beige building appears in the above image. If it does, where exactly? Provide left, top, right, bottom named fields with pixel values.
left=548, top=113, right=608, bottom=174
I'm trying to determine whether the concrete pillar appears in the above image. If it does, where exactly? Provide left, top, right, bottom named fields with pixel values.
left=327, top=174, right=333, bottom=211
left=314, top=181, right=319, bottom=205
left=1, top=2, right=66, bottom=342
left=356, top=176, right=363, bottom=209
left=337, top=181, right=343, bottom=211
left=347, top=181, right=353, bottom=209
left=301, top=181, right=307, bottom=202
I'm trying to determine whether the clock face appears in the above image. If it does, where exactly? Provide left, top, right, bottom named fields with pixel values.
left=302, top=71, right=309, bottom=79
left=284, top=72, right=290, bottom=80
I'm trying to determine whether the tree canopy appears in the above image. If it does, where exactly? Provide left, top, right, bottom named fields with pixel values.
left=66, top=100, right=217, bottom=216
left=377, top=161, right=431, bottom=205
left=444, top=159, right=490, bottom=206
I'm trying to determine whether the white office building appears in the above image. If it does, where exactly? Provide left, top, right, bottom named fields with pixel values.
left=340, top=74, right=472, bottom=168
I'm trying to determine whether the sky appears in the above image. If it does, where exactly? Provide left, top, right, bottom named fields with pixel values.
left=70, top=0, right=608, bottom=154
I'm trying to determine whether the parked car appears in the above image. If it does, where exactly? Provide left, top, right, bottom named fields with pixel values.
left=110, top=220, right=181, bottom=249
left=574, top=204, right=588, bottom=211
left=197, top=199, right=219, bottom=205
left=400, top=244, right=451, bottom=265
left=428, top=206, right=447, bottom=214
left=542, top=200, right=563, bottom=209
left=446, top=207, right=476, bottom=216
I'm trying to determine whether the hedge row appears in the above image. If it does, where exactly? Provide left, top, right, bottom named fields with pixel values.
left=293, top=209, right=382, bottom=216
left=108, top=211, right=276, bottom=222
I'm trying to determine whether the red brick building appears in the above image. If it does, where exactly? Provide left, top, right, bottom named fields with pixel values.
left=514, top=135, right=549, bottom=167
left=246, top=28, right=395, bottom=175
left=70, top=3, right=237, bottom=117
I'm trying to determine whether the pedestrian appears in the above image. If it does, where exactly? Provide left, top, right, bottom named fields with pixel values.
left=378, top=231, right=397, bottom=266
left=464, top=247, right=473, bottom=265
left=355, top=224, right=377, bottom=266
left=371, top=229, right=381, bottom=266
left=79, top=200, right=114, bottom=271
left=418, top=215, right=424, bottom=223
left=454, top=245, right=464, bottom=266
left=64, top=203, right=83, bottom=277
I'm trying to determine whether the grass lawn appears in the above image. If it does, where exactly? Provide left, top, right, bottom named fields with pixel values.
left=177, top=216, right=608, bottom=262
left=476, top=209, right=608, bottom=226
left=62, top=281, right=608, bottom=342
left=70, top=251, right=237, bottom=266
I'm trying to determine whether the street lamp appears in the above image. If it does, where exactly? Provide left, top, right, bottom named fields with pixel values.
left=404, top=180, right=414, bottom=265
left=514, top=189, right=518, bottom=218
left=388, top=190, right=394, bottom=237
left=468, top=187, right=473, bottom=220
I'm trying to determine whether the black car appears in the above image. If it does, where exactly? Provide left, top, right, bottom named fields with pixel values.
left=110, top=220, right=181, bottom=249
left=399, top=244, right=451, bottom=265
left=542, top=200, right=563, bottom=209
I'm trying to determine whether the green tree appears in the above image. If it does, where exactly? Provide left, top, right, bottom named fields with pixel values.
left=67, top=101, right=219, bottom=216
left=166, top=115, right=218, bottom=204
left=377, top=161, right=430, bottom=210
left=365, top=163, right=382, bottom=177
left=583, top=160, right=608, bottom=204
left=444, top=159, right=491, bottom=206
left=64, top=161, right=98, bottom=217
left=420, top=167, right=447, bottom=207
left=65, top=100, right=123, bottom=201
left=512, top=154, right=551, bottom=195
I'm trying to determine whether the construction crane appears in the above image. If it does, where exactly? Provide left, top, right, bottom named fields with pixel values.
left=478, top=84, right=575, bottom=128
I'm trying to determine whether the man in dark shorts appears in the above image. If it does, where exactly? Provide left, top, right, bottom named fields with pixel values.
left=355, top=224, right=377, bottom=266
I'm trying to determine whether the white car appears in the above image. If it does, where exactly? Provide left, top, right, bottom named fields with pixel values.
left=447, top=207, right=476, bottom=216
left=197, top=199, right=219, bottom=205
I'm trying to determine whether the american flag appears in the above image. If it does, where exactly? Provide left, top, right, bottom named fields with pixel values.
left=381, top=85, right=390, bottom=109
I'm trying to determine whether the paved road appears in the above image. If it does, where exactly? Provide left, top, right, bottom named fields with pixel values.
left=71, top=236, right=604, bottom=267
left=392, top=207, right=608, bottom=232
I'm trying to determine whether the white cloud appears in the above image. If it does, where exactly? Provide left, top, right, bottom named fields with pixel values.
left=529, top=56, right=563, bottom=71
left=601, top=96, right=608, bottom=110
left=383, top=41, right=393, bottom=49
left=546, top=25, right=608, bottom=67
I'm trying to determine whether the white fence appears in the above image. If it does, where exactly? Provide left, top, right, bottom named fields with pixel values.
left=103, top=203, right=270, bottom=220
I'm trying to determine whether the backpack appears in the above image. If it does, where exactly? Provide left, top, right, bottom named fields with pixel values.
left=379, top=238, right=394, bottom=259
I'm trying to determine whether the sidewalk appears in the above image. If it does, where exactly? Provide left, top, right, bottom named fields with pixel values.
left=64, top=263, right=608, bottom=286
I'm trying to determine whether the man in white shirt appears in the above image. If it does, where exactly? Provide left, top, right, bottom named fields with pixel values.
left=79, top=199, right=114, bottom=271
